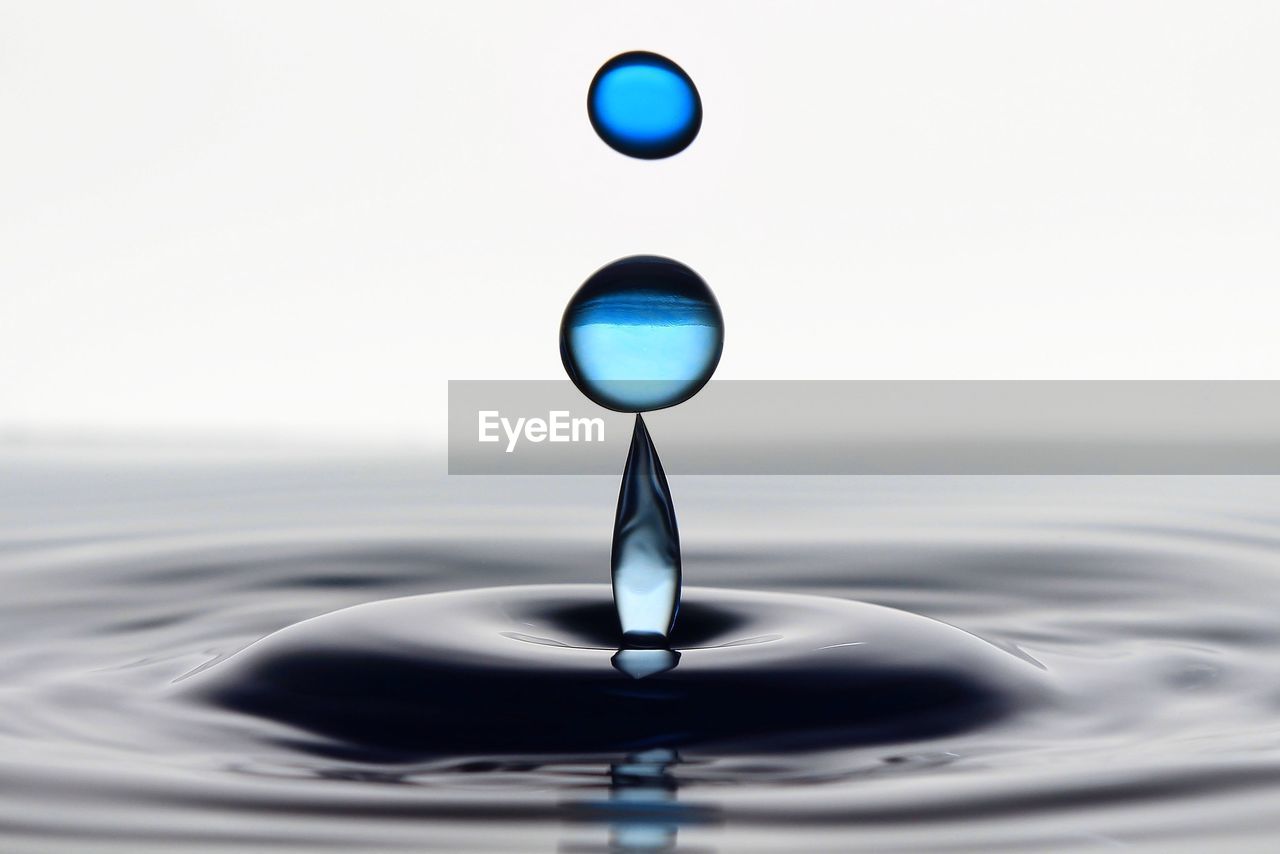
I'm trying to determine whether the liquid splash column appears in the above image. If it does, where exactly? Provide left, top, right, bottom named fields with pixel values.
left=564, top=53, right=716, bottom=650
left=560, top=253, right=722, bottom=649
left=612, top=414, right=681, bottom=646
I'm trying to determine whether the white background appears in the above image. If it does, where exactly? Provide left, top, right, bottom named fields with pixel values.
left=2, top=1, right=1277, bottom=447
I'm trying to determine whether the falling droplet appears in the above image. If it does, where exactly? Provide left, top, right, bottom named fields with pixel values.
left=588, top=51, right=702, bottom=159
left=561, top=255, right=723, bottom=413
left=612, top=414, right=681, bottom=647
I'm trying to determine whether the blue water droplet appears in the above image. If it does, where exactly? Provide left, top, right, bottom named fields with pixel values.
left=588, top=51, right=702, bottom=159
left=561, top=256, right=723, bottom=413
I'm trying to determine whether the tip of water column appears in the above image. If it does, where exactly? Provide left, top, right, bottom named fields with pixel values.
left=612, top=647, right=682, bottom=680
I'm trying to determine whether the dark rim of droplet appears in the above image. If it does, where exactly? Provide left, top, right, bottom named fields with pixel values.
left=587, top=50, right=704, bottom=160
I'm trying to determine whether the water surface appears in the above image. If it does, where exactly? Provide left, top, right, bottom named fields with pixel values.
left=4, top=452, right=1280, bottom=851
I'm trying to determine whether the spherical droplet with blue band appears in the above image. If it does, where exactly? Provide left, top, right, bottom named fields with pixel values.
left=561, top=255, right=724, bottom=413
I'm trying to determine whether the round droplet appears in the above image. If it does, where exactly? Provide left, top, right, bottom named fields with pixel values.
left=587, top=51, right=702, bottom=159
left=561, top=256, right=724, bottom=413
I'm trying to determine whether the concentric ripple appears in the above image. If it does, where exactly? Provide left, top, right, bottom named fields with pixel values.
left=4, top=462, right=1280, bottom=851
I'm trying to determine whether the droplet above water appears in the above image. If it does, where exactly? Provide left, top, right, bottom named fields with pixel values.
left=588, top=51, right=702, bottom=159
left=560, top=256, right=724, bottom=413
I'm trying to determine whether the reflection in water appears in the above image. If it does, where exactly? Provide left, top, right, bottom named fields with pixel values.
left=566, top=749, right=717, bottom=853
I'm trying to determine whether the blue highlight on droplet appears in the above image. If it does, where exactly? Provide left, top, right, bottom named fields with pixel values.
left=588, top=52, right=702, bottom=159
left=592, top=65, right=694, bottom=145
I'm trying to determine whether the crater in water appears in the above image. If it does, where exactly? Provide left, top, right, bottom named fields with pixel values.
left=179, top=584, right=1051, bottom=761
